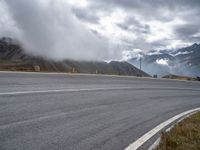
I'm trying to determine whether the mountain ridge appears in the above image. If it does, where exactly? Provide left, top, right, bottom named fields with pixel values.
left=128, top=43, right=200, bottom=77
left=0, top=37, right=150, bottom=77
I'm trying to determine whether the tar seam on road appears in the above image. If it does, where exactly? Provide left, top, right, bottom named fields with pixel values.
left=124, top=107, right=200, bottom=150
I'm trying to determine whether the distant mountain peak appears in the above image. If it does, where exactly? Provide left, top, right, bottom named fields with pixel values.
left=128, top=43, right=200, bottom=76
left=191, top=43, right=199, bottom=48
left=192, top=43, right=198, bottom=46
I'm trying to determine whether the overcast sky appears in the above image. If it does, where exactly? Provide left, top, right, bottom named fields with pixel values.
left=0, top=0, right=200, bottom=61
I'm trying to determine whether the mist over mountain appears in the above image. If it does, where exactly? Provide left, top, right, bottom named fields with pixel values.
left=0, top=37, right=149, bottom=77
left=128, top=43, right=200, bottom=77
left=0, top=0, right=120, bottom=61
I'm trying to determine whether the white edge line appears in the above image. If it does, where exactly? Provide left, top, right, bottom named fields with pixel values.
left=125, top=107, right=200, bottom=150
left=148, top=137, right=161, bottom=150
left=148, top=110, right=200, bottom=150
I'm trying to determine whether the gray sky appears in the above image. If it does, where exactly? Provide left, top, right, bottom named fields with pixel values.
left=0, top=0, right=200, bottom=61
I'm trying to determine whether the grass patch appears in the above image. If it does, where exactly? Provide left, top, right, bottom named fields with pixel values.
left=162, top=74, right=199, bottom=81
left=155, top=112, right=200, bottom=150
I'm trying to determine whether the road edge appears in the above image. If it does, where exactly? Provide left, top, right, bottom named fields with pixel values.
left=125, top=107, right=200, bottom=150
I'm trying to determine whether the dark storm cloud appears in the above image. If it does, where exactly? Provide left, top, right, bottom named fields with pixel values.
left=175, top=24, right=200, bottom=39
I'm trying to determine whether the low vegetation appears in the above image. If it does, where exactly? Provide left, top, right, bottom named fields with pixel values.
left=155, top=112, right=200, bottom=150
left=163, top=74, right=200, bottom=81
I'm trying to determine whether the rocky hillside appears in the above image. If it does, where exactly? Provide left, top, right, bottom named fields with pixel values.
left=0, top=37, right=150, bottom=77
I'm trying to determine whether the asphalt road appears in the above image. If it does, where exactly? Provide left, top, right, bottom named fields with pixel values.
left=0, top=72, right=200, bottom=150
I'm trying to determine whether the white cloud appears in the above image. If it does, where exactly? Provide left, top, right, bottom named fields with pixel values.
left=156, top=59, right=169, bottom=66
left=0, top=0, right=121, bottom=61
left=148, top=51, right=162, bottom=55
left=75, top=0, right=200, bottom=53
left=122, top=49, right=143, bottom=61
left=173, top=51, right=193, bottom=56
left=67, top=0, right=89, bottom=8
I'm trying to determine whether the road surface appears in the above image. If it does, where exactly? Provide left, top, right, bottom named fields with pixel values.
left=0, top=71, right=200, bottom=150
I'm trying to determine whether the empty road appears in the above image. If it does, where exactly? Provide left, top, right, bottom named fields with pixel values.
left=0, top=71, right=200, bottom=150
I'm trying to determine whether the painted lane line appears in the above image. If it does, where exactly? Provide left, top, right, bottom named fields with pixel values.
left=0, top=87, right=133, bottom=96
left=0, top=87, right=199, bottom=96
left=125, top=107, right=200, bottom=150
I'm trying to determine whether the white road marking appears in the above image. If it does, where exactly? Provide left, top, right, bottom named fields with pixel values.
left=0, top=87, right=134, bottom=96
left=0, top=87, right=199, bottom=96
left=148, top=110, right=200, bottom=150
left=125, top=107, right=200, bottom=150
left=148, top=137, right=160, bottom=150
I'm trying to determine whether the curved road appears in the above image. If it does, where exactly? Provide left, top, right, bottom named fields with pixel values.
left=0, top=72, right=200, bottom=150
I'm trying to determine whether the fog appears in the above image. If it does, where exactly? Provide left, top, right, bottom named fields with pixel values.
left=0, top=0, right=121, bottom=61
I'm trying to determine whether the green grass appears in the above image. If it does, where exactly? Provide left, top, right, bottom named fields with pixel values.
left=155, top=112, right=200, bottom=150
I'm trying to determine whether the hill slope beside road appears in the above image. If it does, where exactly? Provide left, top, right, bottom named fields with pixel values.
left=0, top=37, right=150, bottom=77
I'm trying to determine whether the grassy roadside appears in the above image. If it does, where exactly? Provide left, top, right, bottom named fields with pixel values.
left=162, top=74, right=200, bottom=82
left=155, top=112, right=200, bottom=150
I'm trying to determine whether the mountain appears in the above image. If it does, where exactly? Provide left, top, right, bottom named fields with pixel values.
left=128, top=43, right=200, bottom=77
left=0, top=37, right=150, bottom=77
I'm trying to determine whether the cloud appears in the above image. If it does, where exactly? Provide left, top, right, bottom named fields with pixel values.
left=74, top=0, right=200, bottom=51
left=122, top=49, right=143, bottom=61
left=0, top=0, right=121, bottom=61
left=72, top=7, right=100, bottom=24
left=117, top=17, right=151, bottom=35
left=156, top=59, right=169, bottom=66
left=173, top=51, right=193, bottom=56
left=0, top=0, right=200, bottom=61
left=174, top=24, right=200, bottom=43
